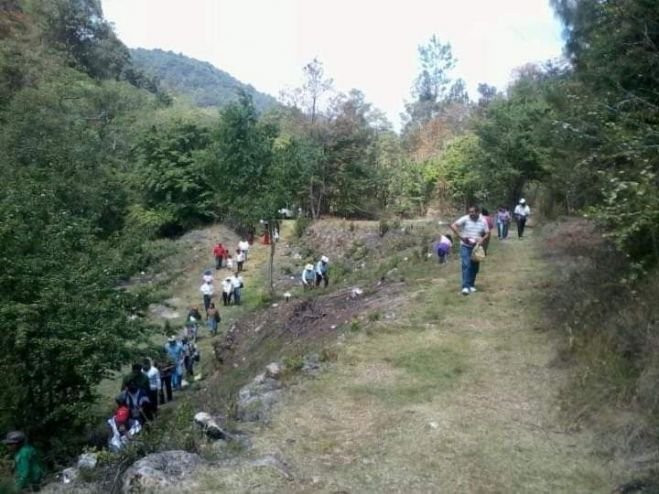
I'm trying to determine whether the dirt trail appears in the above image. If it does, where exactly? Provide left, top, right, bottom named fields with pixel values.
left=178, top=227, right=619, bottom=493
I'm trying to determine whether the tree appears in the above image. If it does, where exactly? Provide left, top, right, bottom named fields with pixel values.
left=211, top=92, right=283, bottom=292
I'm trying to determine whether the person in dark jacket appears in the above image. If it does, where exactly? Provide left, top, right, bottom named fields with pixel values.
left=121, top=363, right=150, bottom=393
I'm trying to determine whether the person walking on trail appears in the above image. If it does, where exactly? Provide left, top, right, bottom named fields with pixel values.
left=230, top=272, right=244, bottom=305
left=450, top=205, right=490, bottom=296
left=122, top=363, right=150, bottom=393
left=315, top=256, right=329, bottom=288
left=481, top=208, right=494, bottom=254
left=121, top=381, right=151, bottom=424
left=165, top=336, right=184, bottom=390
left=207, top=302, right=220, bottom=336
left=143, top=358, right=161, bottom=417
left=2, top=431, right=43, bottom=492
left=158, top=357, right=174, bottom=404
left=212, top=242, right=226, bottom=270
left=496, top=205, right=512, bottom=240
left=202, top=270, right=213, bottom=284
left=435, top=234, right=453, bottom=264
left=226, top=255, right=234, bottom=271
left=200, top=279, right=214, bottom=313
left=514, top=198, right=531, bottom=239
left=222, top=277, right=233, bottom=306
left=238, top=239, right=249, bottom=261
left=236, top=249, right=246, bottom=273
left=301, top=263, right=316, bottom=289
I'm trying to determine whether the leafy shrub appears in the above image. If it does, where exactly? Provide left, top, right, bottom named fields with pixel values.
left=294, top=216, right=312, bottom=238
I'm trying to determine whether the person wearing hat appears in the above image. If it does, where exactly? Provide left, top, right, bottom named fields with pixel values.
left=301, top=263, right=316, bottom=290
left=513, top=198, right=531, bottom=239
left=315, top=256, right=330, bottom=288
left=2, top=431, right=43, bottom=491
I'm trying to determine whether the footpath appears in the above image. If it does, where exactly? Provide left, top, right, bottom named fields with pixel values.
left=183, top=227, right=619, bottom=493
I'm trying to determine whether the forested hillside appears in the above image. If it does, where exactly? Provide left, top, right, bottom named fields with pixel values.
left=0, top=0, right=658, bottom=489
left=130, top=48, right=278, bottom=112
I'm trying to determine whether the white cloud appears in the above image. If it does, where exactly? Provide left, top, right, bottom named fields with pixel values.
left=102, top=0, right=564, bottom=129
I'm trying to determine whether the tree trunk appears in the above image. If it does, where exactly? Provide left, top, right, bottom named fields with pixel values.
left=268, top=221, right=276, bottom=296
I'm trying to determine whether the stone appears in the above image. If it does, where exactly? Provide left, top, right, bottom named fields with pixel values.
left=194, top=412, right=226, bottom=440
left=77, top=453, right=97, bottom=470
left=61, top=467, right=78, bottom=484
left=350, top=287, right=364, bottom=298
left=122, top=451, right=204, bottom=493
left=265, top=362, right=283, bottom=380
left=236, top=373, right=283, bottom=423
left=302, top=353, right=321, bottom=375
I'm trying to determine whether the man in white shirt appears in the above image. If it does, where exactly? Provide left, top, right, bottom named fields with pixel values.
left=200, top=280, right=214, bottom=312
left=450, top=205, right=490, bottom=295
left=230, top=272, right=244, bottom=305
left=238, top=240, right=249, bottom=261
left=142, top=358, right=161, bottom=416
left=513, top=198, right=531, bottom=239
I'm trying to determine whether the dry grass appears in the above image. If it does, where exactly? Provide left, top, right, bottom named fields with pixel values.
left=181, top=228, right=620, bottom=493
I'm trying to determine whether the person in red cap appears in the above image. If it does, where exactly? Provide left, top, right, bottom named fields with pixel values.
left=2, top=430, right=44, bottom=491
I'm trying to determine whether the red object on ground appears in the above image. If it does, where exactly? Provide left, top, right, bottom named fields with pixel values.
left=262, top=232, right=270, bottom=245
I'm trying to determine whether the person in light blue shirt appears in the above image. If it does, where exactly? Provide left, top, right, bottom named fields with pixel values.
left=165, top=337, right=184, bottom=390
left=315, top=256, right=329, bottom=288
left=302, top=263, right=316, bottom=290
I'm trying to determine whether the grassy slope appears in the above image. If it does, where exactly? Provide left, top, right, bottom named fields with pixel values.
left=177, top=226, right=620, bottom=493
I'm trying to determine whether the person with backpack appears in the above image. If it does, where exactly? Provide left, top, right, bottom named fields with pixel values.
left=2, top=431, right=43, bottom=492
left=121, top=380, right=151, bottom=424
left=206, top=302, right=220, bottom=336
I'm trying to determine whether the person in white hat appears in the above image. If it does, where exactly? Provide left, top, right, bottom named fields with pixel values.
left=513, top=198, right=531, bottom=239
left=315, top=256, right=330, bottom=288
left=301, top=263, right=315, bottom=290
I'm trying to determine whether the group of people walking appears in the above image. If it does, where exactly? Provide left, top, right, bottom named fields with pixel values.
left=439, top=198, right=531, bottom=295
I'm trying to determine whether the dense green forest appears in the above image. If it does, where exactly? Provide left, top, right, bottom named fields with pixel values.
left=0, top=0, right=657, bottom=476
left=130, top=48, right=278, bottom=112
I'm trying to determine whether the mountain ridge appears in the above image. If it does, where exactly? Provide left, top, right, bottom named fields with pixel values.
left=130, top=48, right=278, bottom=112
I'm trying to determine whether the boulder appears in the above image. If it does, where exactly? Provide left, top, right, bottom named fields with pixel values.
left=122, top=451, right=204, bottom=493
left=236, top=374, right=282, bottom=423
left=194, top=412, right=226, bottom=440
left=77, top=452, right=98, bottom=470
left=265, top=362, right=283, bottom=380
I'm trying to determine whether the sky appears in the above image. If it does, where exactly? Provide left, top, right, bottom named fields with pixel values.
left=102, top=0, right=565, bottom=129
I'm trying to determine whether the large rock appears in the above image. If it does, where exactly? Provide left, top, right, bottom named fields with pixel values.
left=265, top=362, right=283, bottom=379
left=194, top=412, right=226, bottom=440
left=122, top=451, right=204, bottom=493
left=236, top=373, right=282, bottom=423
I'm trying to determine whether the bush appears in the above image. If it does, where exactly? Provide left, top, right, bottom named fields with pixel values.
left=294, top=216, right=312, bottom=238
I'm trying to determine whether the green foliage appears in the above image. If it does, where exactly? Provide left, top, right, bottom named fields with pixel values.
left=294, top=216, right=312, bottom=238
left=131, top=120, right=214, bottom=236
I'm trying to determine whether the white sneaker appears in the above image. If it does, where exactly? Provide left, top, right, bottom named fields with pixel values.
left=461, top=288, right=470, bottom=296
left=469, top=287, right=477, bottom=293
